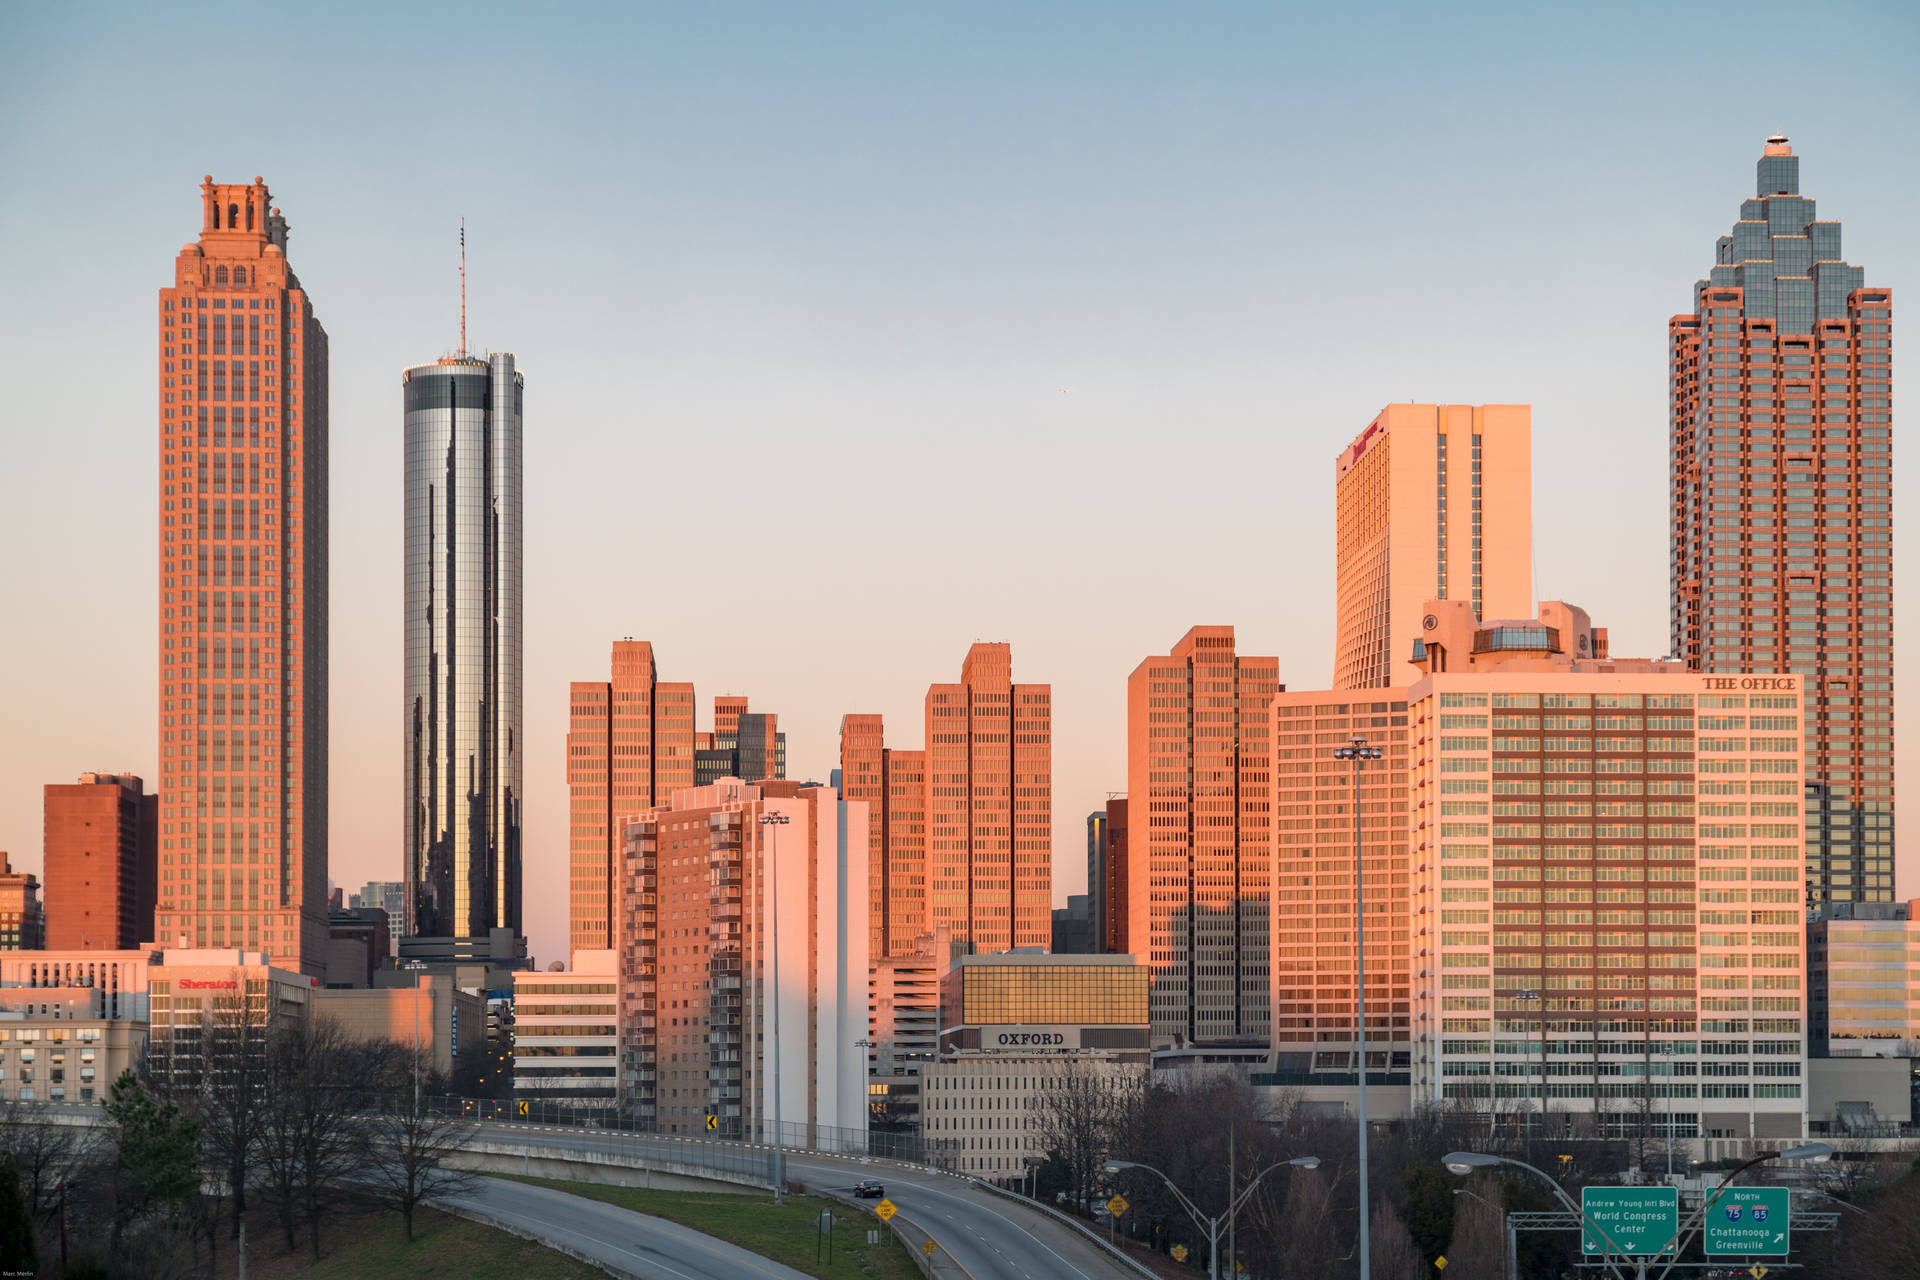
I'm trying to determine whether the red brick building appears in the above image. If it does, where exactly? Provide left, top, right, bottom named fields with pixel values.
left=43, top=773, right=157, bottom=950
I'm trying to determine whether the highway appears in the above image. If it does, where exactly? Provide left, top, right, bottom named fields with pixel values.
left=475, top=1123, right=1141, bottom=1280
left=449, top=1174, right=816, bottom=1280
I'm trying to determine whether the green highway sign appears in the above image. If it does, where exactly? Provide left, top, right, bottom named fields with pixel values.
left=1703, top=1186, right=1790, bottom=1257
left=1581, top=1186, right=1679, bottom=1256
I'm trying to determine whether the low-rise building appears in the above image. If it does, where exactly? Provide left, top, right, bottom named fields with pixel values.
left=0, top=987, right=143, bottom=1103
left=0, top=854, right=45, bottom=951
left=867, top=929, right=958, bottom=1133
left=920, top=952, right=1151, bottom=1181
left=145, top=950, right=315, bottom=1086
left=1809, top=900, right=1919, bottom=1057
left=310, top=973, right=478, bottom=1079
left=514, top=949, right=619, bottom=1108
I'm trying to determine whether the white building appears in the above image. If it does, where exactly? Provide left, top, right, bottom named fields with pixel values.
left=514, top=949, right=620, bottom=1107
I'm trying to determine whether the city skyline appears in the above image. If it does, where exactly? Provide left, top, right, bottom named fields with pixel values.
left=3, top=4, right=1916, bottom=969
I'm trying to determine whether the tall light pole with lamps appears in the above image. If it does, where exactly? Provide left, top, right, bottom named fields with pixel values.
left=758, top=810, right=791, bottom=1203
left=1105, top=1155, right=1320, bottom=1280
left=1334, top=734, right=1381, bottom=1280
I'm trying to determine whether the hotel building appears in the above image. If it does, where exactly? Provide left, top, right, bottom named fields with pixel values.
left=402, top=353, right=524, bottom=957
left=1334, top=405, right=1532, bottom=691
left=617, top=780, right=869, bottom=1146
left=567, top=641, right=695, bottom=955
left=1405, top=599, right=1807, bottom=1147
left=158, top=176, right=331, bottom=974
left=43, top=773, right=158, bottom=951
left=840, top=643, right=1052, bottom=960
left=1126, top=627, right=1278, bottom=1045
left=1668, top=136, right=1894, bottom=911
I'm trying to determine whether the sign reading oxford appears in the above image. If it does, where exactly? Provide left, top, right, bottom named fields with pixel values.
left=1704, top=1187, right=1790, bottom=1257
left=1581, top=1187, right=1679, bottom=1256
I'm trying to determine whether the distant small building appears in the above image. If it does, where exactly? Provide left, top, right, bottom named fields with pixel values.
left=921, top=952, right=1151, bottom=1181
left=0, top=855, right=45, bottom=951
left=325, top=907, right=393, bottom=988
left=1809, top=900, right=1920, bottom=1057
left=513, top=949, right=618, bottom=1108
left=1050, top=895, right=1092, bottom=955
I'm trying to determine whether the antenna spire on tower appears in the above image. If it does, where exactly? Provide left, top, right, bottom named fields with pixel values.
left=459, top=219, right=467, bottom=357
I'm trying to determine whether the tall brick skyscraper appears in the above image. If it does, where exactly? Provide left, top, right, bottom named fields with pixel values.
left=157, top=177, right=330, bottom=973
left=44, top=773, right=158, bottom=950
left=566, top=641, right=694, bottom=955
left=840, top=643, right=1051, bottom=958
left=1126, top=627, right=1279, bottom=1044
left=1669, top=136, right=1895, bottom=910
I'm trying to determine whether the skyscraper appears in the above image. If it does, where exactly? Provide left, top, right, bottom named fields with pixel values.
left=43, top=773, right=158, bottom=950
left=1334, top=404, right=1532, bottom=690
left=1125, top=626, right=1279, bottom=1044
left=567, top=641, right=695, bottom=956
left=402, top=353, right=523, bottom=953
left=1669, top=136, right=1895, bottom=910
left=840, top=643, right=1051, bottom=960
left=695, top=696, right=786, bottom=785
left=157, top=177, right=330, bottom=974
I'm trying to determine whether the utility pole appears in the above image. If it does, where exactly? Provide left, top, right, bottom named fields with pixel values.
left=759, top=809, right=791, bottom=1203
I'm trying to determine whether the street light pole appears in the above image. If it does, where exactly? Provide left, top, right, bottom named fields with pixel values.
left=1334, top=734, right=1381, bottom=1280
left=1105, top=1155, right=1320, bottom=1280
left=1514, top=988, right=1540, bottom=1165
left=1452, top=1188, right=1515, bottom=1280
left=759, top=810, right=791, bottom=1204
left=1660, top=1043, right=1675, bottom=1180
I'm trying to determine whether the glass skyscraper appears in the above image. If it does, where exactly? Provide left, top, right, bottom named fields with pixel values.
left=1669, top=136, right=1894, bottom=911
left=403, top=353, right=523, bottom=948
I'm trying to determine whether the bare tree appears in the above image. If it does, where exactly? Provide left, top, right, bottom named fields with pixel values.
left=1034, top=1058, right=1132, bottom=1211
left=171, top=968, right=274, bottom=1242
left=0, top=1098, right=103, bottom=1222
left=1369, top=1196, right=1426, bottom=1280
left=359, top=1103, right=480, bottom=1242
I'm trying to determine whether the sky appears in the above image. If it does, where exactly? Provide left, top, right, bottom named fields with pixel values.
left=1, top=1, right=1916, bottom=967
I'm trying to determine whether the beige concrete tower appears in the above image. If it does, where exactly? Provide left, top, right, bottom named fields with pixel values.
left=1334, top=404, right=1532, bottom=690
left=157, top=176, right=330, bottom=974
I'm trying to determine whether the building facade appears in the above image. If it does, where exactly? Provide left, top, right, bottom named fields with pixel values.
left=0, top=857, right=44, bottom=951
left=157, top=176, right=331, bottom=974
left=1668, top=136, right=1894, bottom=912
left=1334, top=404, right=1532, bottom=691
left=513, top=949, right=619, bottom=1107
left=0, top=996, right=142, bottom=1104
left=1807, top=901, right=1918, bottom=1057
left=1405, top=600, right=1808, bottom=1146
left=1101, top=797, right=1128, bottom=954
left=43, top=773, right=158, bottom=951
left=866, top=928, right=956, bottom=1130
left=696, top=697, right=786, bottom=786
left=617, top=780, right=869, bottom=1147
left=841, top=643, right=1051, bottom=960
left=921, top=952, right=1151, bottom=1180
left=1269, top=689, right=1412, bottom=1083
left=1125, top=627, right=1278, bottom=1045
left=568, top=641, right=696, bottom=955
left=349, top=881, right=406, bottom=947
left=402, top=353, right=524, bottom=954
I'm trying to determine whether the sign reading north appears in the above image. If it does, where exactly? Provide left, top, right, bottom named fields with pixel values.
left=1704, top=1187, right=1790, bottom=1257
left=1581, top=1187, right=1679, bottom=1256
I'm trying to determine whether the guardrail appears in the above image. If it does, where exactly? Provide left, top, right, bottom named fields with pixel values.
left=970, top=1179, right=1160, bottom=1280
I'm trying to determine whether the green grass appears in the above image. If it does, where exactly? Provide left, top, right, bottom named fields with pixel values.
left=503, top=1175, right=922, bottom=1280
left=209, top=1203, right=605, bottom=1280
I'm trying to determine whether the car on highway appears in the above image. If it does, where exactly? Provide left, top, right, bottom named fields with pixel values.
left=853, top=1179, right=885, bottom=1198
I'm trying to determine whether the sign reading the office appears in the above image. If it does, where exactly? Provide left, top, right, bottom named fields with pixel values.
left=1581, top=1186, right=1679, bottom=1256
left=1704, top=1187, right=1790, bottom=1257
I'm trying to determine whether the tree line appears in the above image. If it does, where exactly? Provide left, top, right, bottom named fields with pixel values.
left=0, top=973, right=480, bottom=1279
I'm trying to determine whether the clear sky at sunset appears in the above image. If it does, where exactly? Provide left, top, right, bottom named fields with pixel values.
left=1, top=1, right=1915, bottom=965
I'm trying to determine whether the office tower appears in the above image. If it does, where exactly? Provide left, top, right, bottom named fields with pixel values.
left=1085, top=810, right=1108, bottom=954
left=1335, top=405, right=1532, bottom=690
left=840, top=643, right=1051, bottom=960
left=513, top=950, right=620, bottom=1108
left=348, top=879, right=406, bottom=949
left=1125, top=627, right=1279, bottom=1044
left=157, top=177, right=330, bottom=974
left=616, top=780, right=869, bottom=1142
left=0, top=856, right=44, bottom=950
left=1405, top=599, right=1807, bottom=1147
left=695, top=696, right=786, bottom=786
left=1269, top=689, right=1411, bottom=1080
left=1101, top=797, right=1129, bottom=954
left=568, top=641, right=696, bottom=956
left=1807, top=901, right=1920, bottom=1056
left=402, top=352, right=524, bottom=954
left=43, top=773, right=158, bottom=950
left=1051, top=895, right=1093, bottom=954
left=1669, top=136, right=1895, bottom=911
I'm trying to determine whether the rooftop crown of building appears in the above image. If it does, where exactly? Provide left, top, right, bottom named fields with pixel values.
left=1408, top=599, right=1680, bottom=677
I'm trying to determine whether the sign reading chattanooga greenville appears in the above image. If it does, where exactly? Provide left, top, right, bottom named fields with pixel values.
left=983, top=1025, right=1082, bottom=1049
